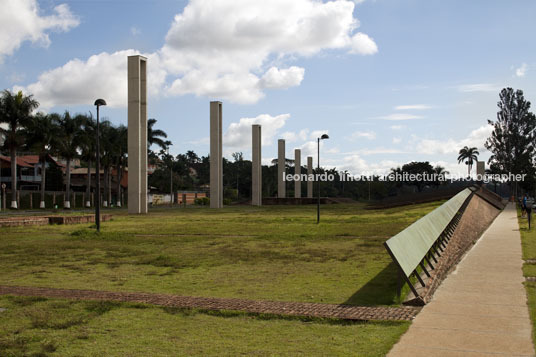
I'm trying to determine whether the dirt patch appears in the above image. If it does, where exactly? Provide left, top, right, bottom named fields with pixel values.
left=418, top=194, right=500, bottom=304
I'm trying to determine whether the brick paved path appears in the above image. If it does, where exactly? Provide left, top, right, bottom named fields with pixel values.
left=0, top=285, right=419, bottom=321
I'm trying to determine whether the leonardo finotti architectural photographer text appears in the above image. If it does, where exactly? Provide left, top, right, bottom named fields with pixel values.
left=283, top=172, right=527, bottom=183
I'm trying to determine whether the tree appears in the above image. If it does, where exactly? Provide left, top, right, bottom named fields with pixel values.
left=0, top=90, right=39, bottom=208
left=401, top=161, right=434, bottom=192
left=99, top=120, right=115, bottom=207
left=54, top=111, right=84, bottom=208
left=457, top=146, right=479, bottom=177
left=112, top=125, right=128, bottom=207
left=148, top=118, right=168, bottom=151
left=78, top=114, right=96, bottom=207
left=433, top=165, right=449, bottom=186
left=23, top=113, right=59, bottom=208
left=485, top=88, right=536, bottom=192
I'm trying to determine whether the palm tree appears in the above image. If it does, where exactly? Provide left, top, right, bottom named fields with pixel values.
left=148, top=118, right=168, bottom=151
left=23, top=113, right=59, bottom=208
left=78, top=114, right=96, bottom=207
left=433, top=165, right=449, bottom=186
left=457, top=146, right=479, bottom=177
left=0, top=90, right=39, bottom=209
left=110, top=124, right=128, bottom=207
left=99, top=120, right=114, bottom=207
left=54, top=111, right=84, bottom=209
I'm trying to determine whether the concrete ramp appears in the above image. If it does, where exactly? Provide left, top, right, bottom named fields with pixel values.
left=388, top=203, right=534, bottom=356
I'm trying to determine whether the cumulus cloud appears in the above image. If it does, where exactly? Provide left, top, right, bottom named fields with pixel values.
left=349, top=32, right=378, bottom=55
left=337, top=154, right=401, bottom=175
left=415, top=125, right=493, bottom=155
left=17, top=0, right=377, bottom=107
left=16, top=50, right=167, bottom=108
left=259, top=66, right=305, bottom=89
left=223, top=113, right=290, bottom=151
left=281, top=129, right=310, bottom=143
left=516, top=63, right=528, bottom=77
left=0, top=0, right=79, bottom=61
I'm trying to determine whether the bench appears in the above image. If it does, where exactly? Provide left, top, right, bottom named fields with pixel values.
left=383, top=188, right=474, bottom=302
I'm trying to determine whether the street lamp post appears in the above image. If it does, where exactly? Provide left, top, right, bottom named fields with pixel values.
left=317, top=134, right=329, bottom=224
left=94, top=99, right=106, bottom=232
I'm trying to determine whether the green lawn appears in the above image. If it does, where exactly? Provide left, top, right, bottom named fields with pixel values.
left=0, top=202, right=439, bottom=356
left=517, top=207, right=536, bottom=344
left=0, top=295, right=409, bottom=357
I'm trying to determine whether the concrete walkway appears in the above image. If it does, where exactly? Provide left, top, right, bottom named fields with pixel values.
left=389, top=203, right=535, bottom=356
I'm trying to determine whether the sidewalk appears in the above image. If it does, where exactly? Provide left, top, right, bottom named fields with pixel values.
left=388, top=203, right=535, bottom=356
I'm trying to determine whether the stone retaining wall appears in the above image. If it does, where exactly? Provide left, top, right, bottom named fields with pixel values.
left=0, top=214, right=113, bottom=227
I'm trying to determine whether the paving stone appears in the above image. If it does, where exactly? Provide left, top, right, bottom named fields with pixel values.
left=0, top=285, right=420, bottom=322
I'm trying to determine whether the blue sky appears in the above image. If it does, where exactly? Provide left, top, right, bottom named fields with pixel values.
left=1, top=0, right=535, bottom=176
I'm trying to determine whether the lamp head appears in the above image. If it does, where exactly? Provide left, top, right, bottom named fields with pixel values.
left=94, top=99, right=107, bottom=107
left=320, top=134, right=329, bottom=140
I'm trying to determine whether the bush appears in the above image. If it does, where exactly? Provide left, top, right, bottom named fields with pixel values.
left=195, top=197, right=210, bottom=205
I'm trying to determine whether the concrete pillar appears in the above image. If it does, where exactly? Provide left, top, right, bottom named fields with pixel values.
left=307, top=156, right=313, bottom=198
left=128, top=55, right=148, bottom=214
left=476, top=161, right=485, bottom=177
left=252, top=125, right=262, bottom=206
left=278, top=139, right=286, bottom=198
left=210, top=101, right=223, bottom=208
left=294, top=149, right=301, bottom=198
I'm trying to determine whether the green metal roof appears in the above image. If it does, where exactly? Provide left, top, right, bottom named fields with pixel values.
left=385, top=188, right=472, bottom=277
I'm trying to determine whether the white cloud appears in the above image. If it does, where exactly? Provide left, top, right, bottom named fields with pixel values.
left=310, top=130, right=330, bottom=139
left=376, top=113, right=424, bottom=121
left=166, top=69, right=263, bottom=104
left=394, top=104, right=432, bottom=110
left=349, top=32, right=378, bottom=55
left=223, top=113, right=290, bottom=150
left=415, top=125, right=492, bottom=155
left=18, top=0, right=377, bottom=107
left=392, top=137, right=401, bottom=144
left=390, top=125, right=405, bottom=130
left=259, top=66, right=305, bottom=89
left=281, top=129, right=309, bottom=143
left=130, top=27, right=141, bottom=36
left=349, top=130, right=376, bottom=140
left=0, top=0, right=79, bottom=61
left=16, top=50, right=167, bottom=108
left=457, top=83, right=500, bottom=93
left=516, top=63, right=528, bottom=77
left=337, top=154, right=401, bottom=175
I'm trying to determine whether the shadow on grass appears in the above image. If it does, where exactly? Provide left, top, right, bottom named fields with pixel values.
left=343, top=262, right=401, bottom=306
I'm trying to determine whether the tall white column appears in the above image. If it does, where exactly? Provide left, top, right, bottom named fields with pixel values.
left=252, top=125, right=262, bottom=206
left=210, top=101, right=223, bottom=208
left=278, top=139, right=286, bottom=198
left=294, top=149, right=301, bottom=198
left=128, top=55, right=148, bottom=214
left=307, top=156, right=313, bottom=198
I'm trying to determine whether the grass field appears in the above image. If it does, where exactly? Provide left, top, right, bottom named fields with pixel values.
left=0, top=202, right=441, bottom=356
left=517, top=206, right=536, bottom=345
